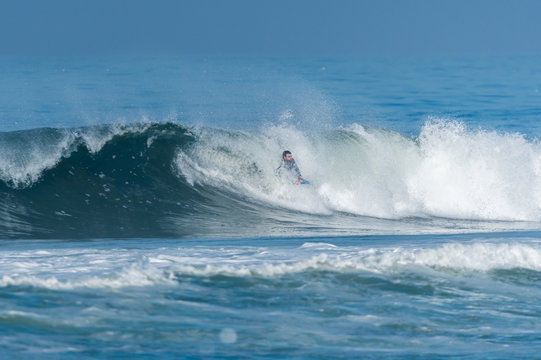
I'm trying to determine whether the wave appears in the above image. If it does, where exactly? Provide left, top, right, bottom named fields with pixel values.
left=2, top=242, right=541, bottom=290
left=2, top=120, right=541, bottom=239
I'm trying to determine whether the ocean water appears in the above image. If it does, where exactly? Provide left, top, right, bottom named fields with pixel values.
left=2, top=56, right=541, bottom=358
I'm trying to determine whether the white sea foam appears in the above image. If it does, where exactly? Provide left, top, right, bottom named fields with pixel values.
left=175, top=120, right=541, bottom=221
left=0, top=260, right=176, bottom=290
left=165, top=243, right=541, bottom=277
left=409, top=120, right=541, bottom=220
left=2, top=241, right=541, bottom=290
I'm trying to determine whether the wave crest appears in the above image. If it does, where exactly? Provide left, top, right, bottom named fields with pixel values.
left=3, top=242, right=541, bottom=290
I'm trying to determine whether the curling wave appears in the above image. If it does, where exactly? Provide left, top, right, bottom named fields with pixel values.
left=2, top=120, right=541, bottom=239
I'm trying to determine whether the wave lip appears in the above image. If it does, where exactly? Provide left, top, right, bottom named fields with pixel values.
left=0, top=123, right=154, bottom=189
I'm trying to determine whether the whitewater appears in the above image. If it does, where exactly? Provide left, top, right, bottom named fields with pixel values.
left=2, top=56, right=541, bottom=358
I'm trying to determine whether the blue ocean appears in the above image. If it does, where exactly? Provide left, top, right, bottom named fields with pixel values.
left=2, top=56, right=541, bottom=358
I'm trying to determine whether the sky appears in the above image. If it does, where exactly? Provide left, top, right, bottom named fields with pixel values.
left=1, top=0, right=541, bottom=56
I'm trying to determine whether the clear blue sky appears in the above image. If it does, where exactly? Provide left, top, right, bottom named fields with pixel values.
left=1, top=0, right=540, bottom=56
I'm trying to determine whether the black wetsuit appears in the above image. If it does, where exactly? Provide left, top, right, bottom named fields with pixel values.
left=276, top=159, right=302, bottom=180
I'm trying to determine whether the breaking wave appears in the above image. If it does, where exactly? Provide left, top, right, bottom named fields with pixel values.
left=2, top=241, right=541, bottom=290
left=2, top=120, right=541, bottom=239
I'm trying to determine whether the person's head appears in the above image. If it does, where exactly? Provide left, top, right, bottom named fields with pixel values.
left=282, top=150, right=293, bottom=162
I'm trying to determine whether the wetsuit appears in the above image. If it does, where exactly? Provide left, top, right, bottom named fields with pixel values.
left=276, top=159, right=302, bottom=181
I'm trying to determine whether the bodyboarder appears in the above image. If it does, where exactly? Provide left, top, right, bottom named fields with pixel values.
left=276, top=150, right=309, bottom=185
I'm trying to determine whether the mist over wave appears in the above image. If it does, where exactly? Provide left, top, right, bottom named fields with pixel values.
left=1, top=120, right=541, bottom=239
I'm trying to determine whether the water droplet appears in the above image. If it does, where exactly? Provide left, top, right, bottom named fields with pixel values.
left=219, top=328, right=237, bottom=344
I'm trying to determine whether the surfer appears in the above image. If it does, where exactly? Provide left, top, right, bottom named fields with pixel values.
left=276, top=150, right=308, bottom=184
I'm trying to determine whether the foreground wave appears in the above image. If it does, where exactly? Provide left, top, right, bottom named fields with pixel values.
left=3, top=241, right=541, bottom=290
left=2, top=120, right=541, bottom=239
left=1, top=235, right=541, bottom=358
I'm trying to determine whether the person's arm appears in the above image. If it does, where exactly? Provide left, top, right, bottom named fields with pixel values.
left=292, top=161, right=303, bottom=182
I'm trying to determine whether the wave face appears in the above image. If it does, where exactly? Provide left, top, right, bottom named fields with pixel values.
left=2, top=120, right=541, bottom=239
